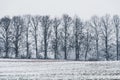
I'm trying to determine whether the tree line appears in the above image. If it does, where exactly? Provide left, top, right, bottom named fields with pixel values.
left=0, top=14, right=120, bottom=61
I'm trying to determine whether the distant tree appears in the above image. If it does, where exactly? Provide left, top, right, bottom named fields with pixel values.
left=40, top=16, right=52, bottom=59
left=100, top=15, right=112, bottom=61
left=0, top=17, right=11, bottom=58
left=23, top=15, right=31, bottom=58
left=0, top=14, right=119, bottom=60
left=53, top=18, right=61, bottom=59
left=62, top=14, right=72, bottom=59
left=84, top=23, right=93, bottom=61
left=31, top=16, right=40, bottom=58
left=113, top=15, right=120, bottom=60
left=90, top=16, right=101, bottom=60
left=73, top=16, right=84, bottom=60
left=12, top=16, right=24, bottom=58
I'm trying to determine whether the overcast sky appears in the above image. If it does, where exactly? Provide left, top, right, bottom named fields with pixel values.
left=0, top=0, right=120, bottom=19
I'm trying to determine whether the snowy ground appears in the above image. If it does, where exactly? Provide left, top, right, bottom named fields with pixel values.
left=0, top=59, right=120, bottom=80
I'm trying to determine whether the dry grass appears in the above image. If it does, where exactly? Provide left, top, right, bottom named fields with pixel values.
left=0, top=59, right=120, bottom=80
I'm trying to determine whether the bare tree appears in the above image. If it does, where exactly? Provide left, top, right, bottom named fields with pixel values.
left=0, top=17, right=11, bottom=58
left=62, top=14, right=72, bottom=59
left=101, top=15, right=112, bottom=61
left=0, top=14, right=119, bottom=60
left=23, top=15, right=31, bottom=58
left=31, top=16, right=40, bottom=58
left=40, top=16, right=52, bottom=59
left=12, top=16, right=24, bottom=58
left=53, top=18, right=61, bottom=59
left=84, top=26, right=92, bottom=61
left=90, top=16, right=101, bottom=60
left=113, top=15, right=120, bottom=60
left=73, top=16, right=83, bottom=60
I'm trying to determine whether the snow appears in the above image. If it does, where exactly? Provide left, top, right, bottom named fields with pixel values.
left=0, top=59, right=120, bottom=80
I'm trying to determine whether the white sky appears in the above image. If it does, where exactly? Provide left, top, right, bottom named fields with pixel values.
left=0, top=0, right=120, bottom=19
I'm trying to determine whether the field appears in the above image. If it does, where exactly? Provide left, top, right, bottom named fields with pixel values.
left=0, top=59, right=120, bottom=80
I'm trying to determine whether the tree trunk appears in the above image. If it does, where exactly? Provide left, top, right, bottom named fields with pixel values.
left=105, top=36, right=109, bottom=61
left=44, top=28, right=47, bottom=59
left=15, top=40, right=19, bottom=58
left=34, top=26, right=38, bottom=59
left=55, top=27, right=58, bottom=59
left=85, top=31, right=89, bottom=61
left=64, top=25, right=67, bottom=59
left=35, top=35, right=38, bottom=58
left=116, top=27, right=119, bottom=60
left=96, top=39, right=99, bottom=60
left=5, top=29, right=9, bottom=58
left=26, top=28, right=30, bottom=59
left=75, top=30, right=79, bottom=60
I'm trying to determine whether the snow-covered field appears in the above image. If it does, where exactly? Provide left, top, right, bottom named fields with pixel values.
left=0, top=59, right=120, bottom=80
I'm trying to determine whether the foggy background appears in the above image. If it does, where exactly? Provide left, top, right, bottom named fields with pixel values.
left=0, top=0, right=120, bottom=19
